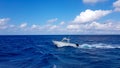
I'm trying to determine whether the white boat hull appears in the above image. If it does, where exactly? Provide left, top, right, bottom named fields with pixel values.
left=52, top=40, right=77, bottom=48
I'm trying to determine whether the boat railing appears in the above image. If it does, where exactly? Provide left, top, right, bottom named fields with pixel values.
left=61, top=37, right=70, bottom=43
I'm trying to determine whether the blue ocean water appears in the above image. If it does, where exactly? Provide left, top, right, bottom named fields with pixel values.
left=0, top=35, right=120, bottom=68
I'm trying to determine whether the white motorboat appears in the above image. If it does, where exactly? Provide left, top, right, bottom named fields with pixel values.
left=52, top=37, right=79, bottom=47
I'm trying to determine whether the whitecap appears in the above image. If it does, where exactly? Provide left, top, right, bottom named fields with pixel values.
left=53, top=64, right=56, bottom=68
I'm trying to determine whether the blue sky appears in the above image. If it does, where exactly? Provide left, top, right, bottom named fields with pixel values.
left=0, top=0, right=120, bottom=35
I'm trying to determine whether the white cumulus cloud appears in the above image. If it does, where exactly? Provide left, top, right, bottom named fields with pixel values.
left=0, top=18, right=10, bottom=25
left=47, top=18, right=58, bottom=23
left=49, top=25, right=58, bottom=30
left=88, top=21, right=112, bottom=30
left=67, top=24, right=80, bottom=30
left=20, top=23, right=27, bottom=28
left=116, top=25, right=120, bottom=30
left=0, top=26, right=8, bottom=30
left=83, top=0, right=106, bottom=4
left=9, top=25, right=15, bottom=28
left=73, top=9, right=112, bottom=23
left=31, top=24, right=38, bottom=29
left=113, top=0, right=120, bottom=11
left=66, top=21, right=120, bottom=34
left=60, top=21, right=65, bottom=25
left=31, top=24, right=42, bottom=30
left=0, top=18, right=10, bottom=30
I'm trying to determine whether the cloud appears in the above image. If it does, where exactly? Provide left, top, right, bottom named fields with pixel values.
left=20, top=23, right=27, bottom=28
left=14, top=19, right=120, bottom=34
left=31, top=24, right=38, bottom=29
left=67, top=24, right=80, bottom=30
left=0, top=26, right=8, bottom=30
left=9, top=25, right=15, bottom=28
left=116, top=25, right=120, bottom=30
left=2, top=20, right=120, bottom=34
left=49, top=25, right=58, bottom=30
left=47, top=18, right=58, bottom=23
left=73, top=9, right=112, bottom=23
left=83, top=0, right=106, bottom=4
left=87, top=21, right=112, bottom=30
left=1, top=16, right=120, bottom=34
left=113, top=0, right=120, bottom=11
left=30, top=24, right=59, bottom=32
left=60, top=21, right=65, bottom=25
left=0, top=18, right=10, bottom=30
left=31, top=24, right=42, bottom=30
left=0, top=18, right=10, bottom=25
left=66, top=20, right=120, bottom=34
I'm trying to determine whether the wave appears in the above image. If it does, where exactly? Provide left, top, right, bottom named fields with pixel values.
left=78, top=43, right=120, bottom=49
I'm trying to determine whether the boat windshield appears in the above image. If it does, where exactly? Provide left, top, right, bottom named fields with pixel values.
left=61, top=37, right=70, bottom=43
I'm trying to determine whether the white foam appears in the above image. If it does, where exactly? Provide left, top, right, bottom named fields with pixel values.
left=78, top=43, right=120, bottom=49
left=53, top=64, right=56, bottom=68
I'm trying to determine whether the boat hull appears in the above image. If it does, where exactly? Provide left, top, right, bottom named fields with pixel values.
left=52, top=40, right=77, bottom=47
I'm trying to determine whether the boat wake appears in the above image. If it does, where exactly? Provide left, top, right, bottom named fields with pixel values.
left=52, top=37, right=120, bottom=49
left=78, top=43, right=120, bottom=49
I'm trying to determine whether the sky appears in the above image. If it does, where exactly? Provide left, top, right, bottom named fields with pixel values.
left=0, top=0, right=120, bottom=35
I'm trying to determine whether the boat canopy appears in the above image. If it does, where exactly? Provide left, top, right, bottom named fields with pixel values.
left=61, top=37, right=70, bottom=43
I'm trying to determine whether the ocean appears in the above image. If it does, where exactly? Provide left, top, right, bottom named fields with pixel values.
left=0, top=35, right=120, bottom=68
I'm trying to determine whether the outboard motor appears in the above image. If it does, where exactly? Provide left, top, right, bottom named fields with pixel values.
left=76, top=44, right=79, bottom=47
